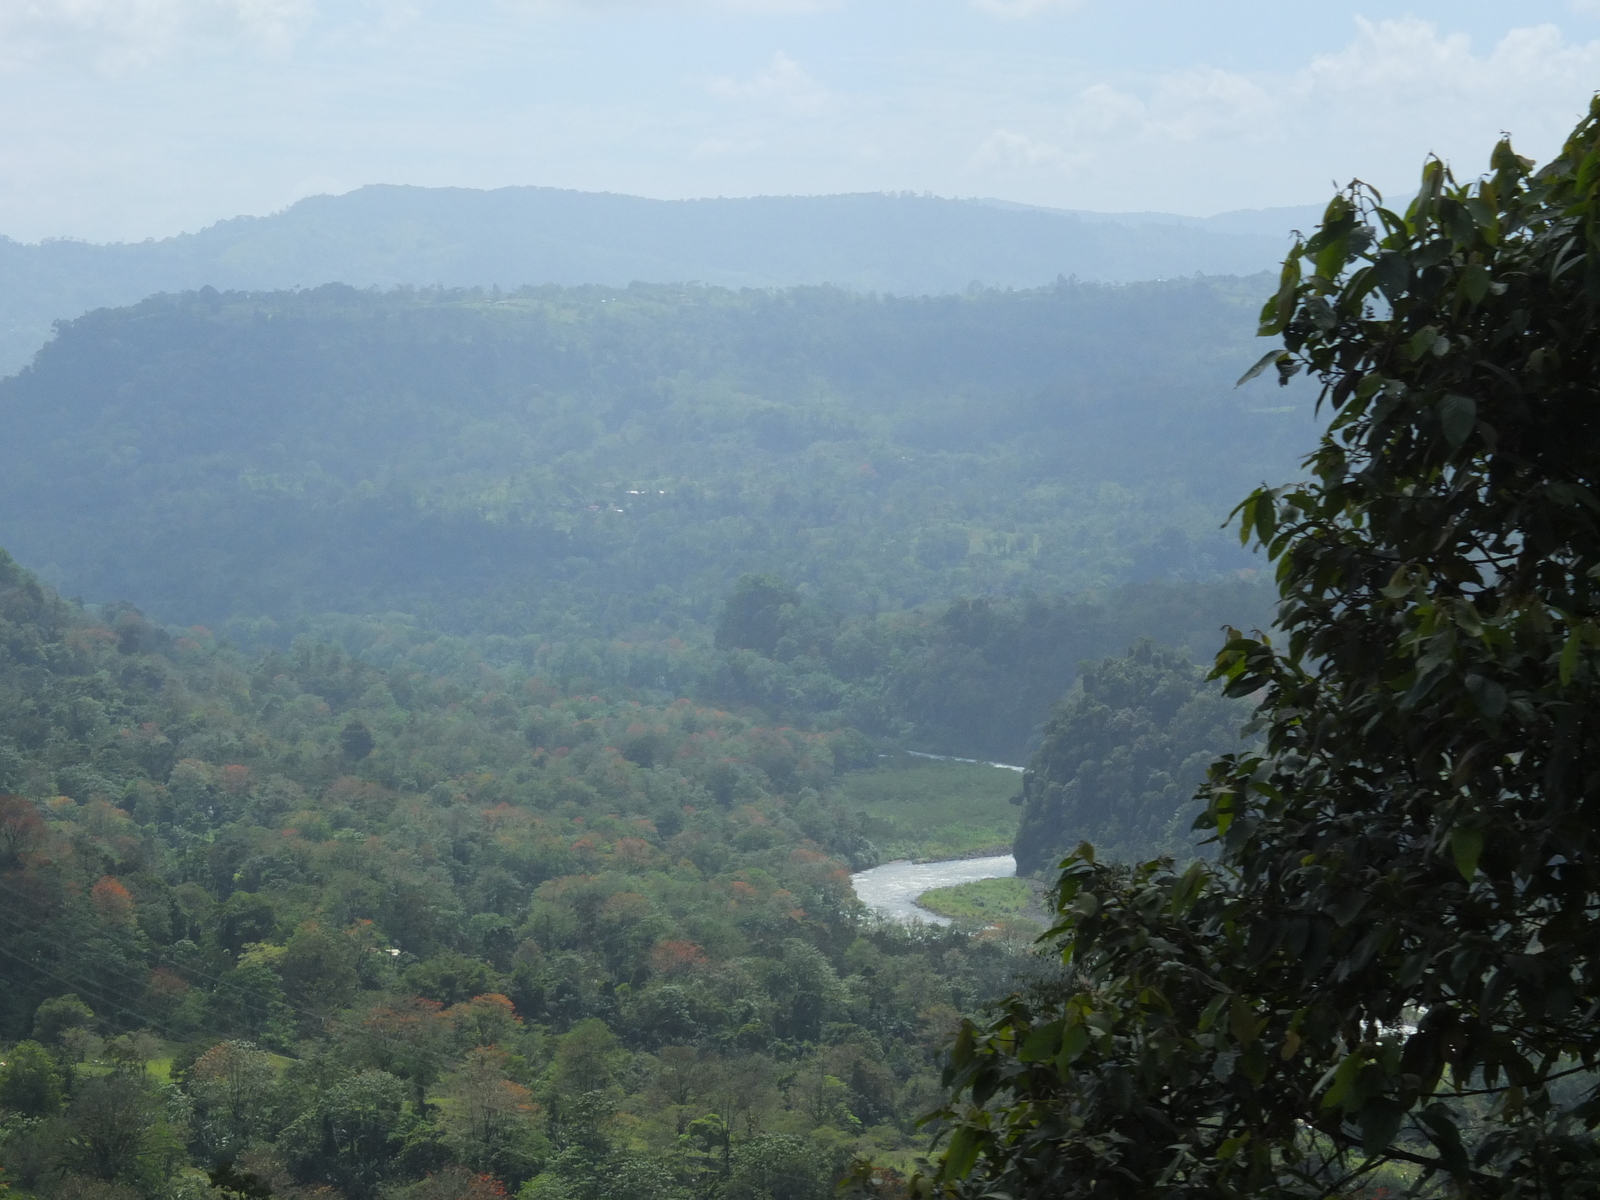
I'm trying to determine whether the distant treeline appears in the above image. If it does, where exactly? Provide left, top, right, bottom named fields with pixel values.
left=0, top=280, right=1309, bottom=648
left=248, top=572, right=1274, bottom=767
left=0, top=185, right=1303, bottom=372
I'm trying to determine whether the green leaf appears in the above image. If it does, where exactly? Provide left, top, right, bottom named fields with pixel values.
left=1360, top=1098, right=1405, bottom=1155
left=1018, top=1020, right=1062, bottom=1063
left=1253, top=495, right=1277, bottom=546
left=1561, top=627, right=1583, bottom=685
left=949, top=1022, right=975, bottom=1069
left=1321, top=1052, right=1364, bottom=1109
left=941, top=1127, right=981, bottom=1180
left=1237, top=350, right=1287, bottom=387
left=1460, top=262, right=1491, bottom=304
left=1406, top=324, right=1440, bottom=360
left=1451, top=827, right=1484, bottom=881
left=1464, top=673, right=1506, bottom=718
left=1228, top=997, right=1264, bottom=1046
left=1217, top=1132, right=1250, bottom=1160
left=1438, top=393, right=1476, bottom=448
left=1234, top=494, right=1256, bottom=547
left=1418, top=1104, right=1471, bottom=1175
left=1373, top=251, right=1410, bottom=300
left=1212, top=791, right=1236, bottom=837
left=1055, top=1022, right=1091, bottom=1069
left=1169, top=861, right=1206, bottom=914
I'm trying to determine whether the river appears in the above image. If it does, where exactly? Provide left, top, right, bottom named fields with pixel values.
left=850, top=853, right=1017, bottom=925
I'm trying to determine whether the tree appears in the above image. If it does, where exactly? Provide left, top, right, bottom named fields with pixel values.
left=281, top=1067, right=409, bottom=1198
left=280, top=921, right=359, bottom=1015
left=104, top=1031, right=161, bottom=1075
left=0, top=793, right=43, bottom=866
left=445, top=1047, right=544, bottom=1183
left=32, top=993, right=94, bottom=1047
left=90, top=875, right=136, bottom=927
left=347, top=996, right=451, bottom=1110
left=218, top=892, right=279, bottom=954
left=447, top=993, right=523, bottom=1051
left=190, top=1040, right=276, bottom=1159
left=393, top=1166, right=511, bottom=1199
left=341, top=718, right=375, bottom=761
left=724, top=1133, right=831, bottom=1200
left=715, top=576, right=797, bottom=657
left=1012, top=639, right=1250, bottom=871
left=930, top=100, right=1600, bottom=1198
left=0, top=1039, right=64, bottom=1116
left=64, top=1073, right=180, bottom=1192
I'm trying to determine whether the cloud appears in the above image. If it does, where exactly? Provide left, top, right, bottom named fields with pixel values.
left=0, top=0, right=317, bottom=67
left=939, top=16, right=1600, bottom=215
left=1302, top=16, right=1600, bottom=105
left=968, top=0, right=1084, bottom=16
left=1023, top=20, right=1600, bottom=183
left=1060, top=67, right=1273, bottom=146
left=691, top=135, right=767, bottom=157
left=707, top=51, right=830, bottom=115
left=971, top=128, right=1070, bottom=168
left=506, top=0, right=842, bottom=12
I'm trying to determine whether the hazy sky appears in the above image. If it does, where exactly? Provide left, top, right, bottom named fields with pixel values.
left=3, top=0, right=1600, bottom=242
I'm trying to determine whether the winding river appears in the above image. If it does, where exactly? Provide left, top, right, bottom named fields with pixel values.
left=850, top=853, right=1017, bottom=925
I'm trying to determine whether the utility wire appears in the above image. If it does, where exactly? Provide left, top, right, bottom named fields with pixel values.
left=0, top=865, right=430, bottom=1031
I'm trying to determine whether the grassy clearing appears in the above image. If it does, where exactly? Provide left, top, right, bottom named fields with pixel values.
left=917, top=876, right=1051, bottom=927
left=836, top=757, right=1023, bottom=861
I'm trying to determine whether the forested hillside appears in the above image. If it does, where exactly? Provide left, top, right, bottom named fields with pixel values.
left=0, top=201, right=1300, bottom=1200
left=0, top=280, right=1308, bottom=648
left=303, top=573, right=1271, bottom=766
left=0, top=546, right=1057, bottom=1198
left=1011, top=640, right=1254, bottom=871
left=0, top=188, right=1307, bottom=373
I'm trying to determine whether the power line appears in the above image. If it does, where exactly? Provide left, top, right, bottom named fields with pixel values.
left=0, top=876, right=372, bottom=1030
left=0, top=937, right=184, bottom=1042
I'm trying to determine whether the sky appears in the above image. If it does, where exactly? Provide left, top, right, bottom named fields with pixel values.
left=2, top=0, right=1600, bottom=242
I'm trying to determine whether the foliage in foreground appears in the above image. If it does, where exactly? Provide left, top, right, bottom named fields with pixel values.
left=927, top=100, right=1600, bottom=1198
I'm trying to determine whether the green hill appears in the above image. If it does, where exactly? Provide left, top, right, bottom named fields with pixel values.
left=0, top=187, right=1307, bottom=372
left=0, top=278, right=1309, bottom=646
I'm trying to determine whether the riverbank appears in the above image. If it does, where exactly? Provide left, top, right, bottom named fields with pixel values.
left=850, top=854, right=1018, bottom=925
left=917, top=875, right=1053, bottom=926
left=838, top=757, right=1023, bottom=862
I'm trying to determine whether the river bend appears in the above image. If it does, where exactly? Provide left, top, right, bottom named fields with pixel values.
left=850, top=854, right=1017, bottom=925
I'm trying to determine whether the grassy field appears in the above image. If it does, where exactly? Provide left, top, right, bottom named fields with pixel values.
left=836, top=756, right=1023, bottom=861
left=917, top=876, right=1051, bottom=927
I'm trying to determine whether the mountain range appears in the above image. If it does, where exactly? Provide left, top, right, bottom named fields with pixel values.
left=0, top=186, right=1320, bottom=373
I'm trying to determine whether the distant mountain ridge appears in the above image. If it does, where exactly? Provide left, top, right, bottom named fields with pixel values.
left=0, top=185, right=1314, bottom=373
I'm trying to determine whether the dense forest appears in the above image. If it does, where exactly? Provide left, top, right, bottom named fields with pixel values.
left=0, top=279, right=1308, bottom=642
left=0, top=222, right=1292, bottom=1200
left=0, top=546, right=1072, bottom=1199
left=307, top=572, right=1270, bottom=766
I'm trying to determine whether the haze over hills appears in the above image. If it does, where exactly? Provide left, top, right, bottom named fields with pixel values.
left=0, top=277, right=1310, bottom=644
left=0, top=185, right=1318, bottom=374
